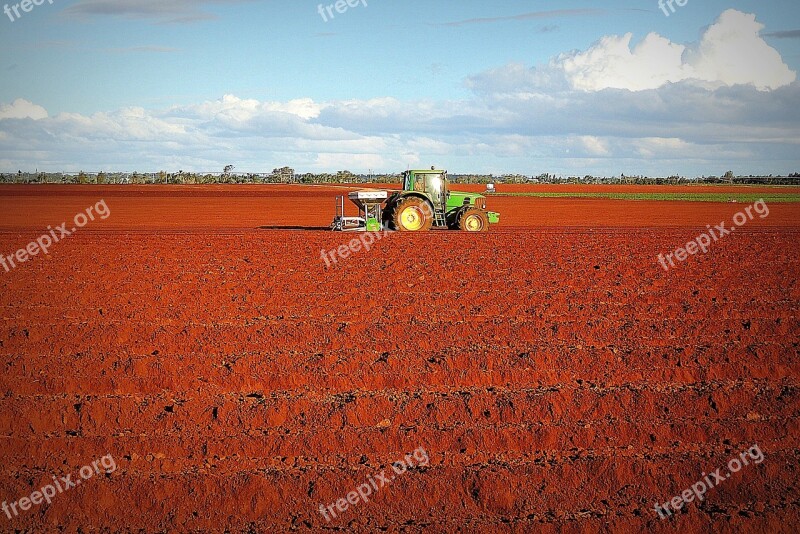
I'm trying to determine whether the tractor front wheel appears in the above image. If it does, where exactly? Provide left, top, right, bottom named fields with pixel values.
left=392, top=197, right=433, bottom=232
left=457, top=207, right=489, bottom=232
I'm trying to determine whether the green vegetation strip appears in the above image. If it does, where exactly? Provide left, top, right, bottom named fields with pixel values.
left=488, top=192, right=800, bottom=203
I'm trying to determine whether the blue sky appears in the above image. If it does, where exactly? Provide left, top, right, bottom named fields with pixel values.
left=0, top=0, right=799, bottom=175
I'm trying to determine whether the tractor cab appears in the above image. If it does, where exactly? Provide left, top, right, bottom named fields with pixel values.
left=405, top=169, right=447, bottom=205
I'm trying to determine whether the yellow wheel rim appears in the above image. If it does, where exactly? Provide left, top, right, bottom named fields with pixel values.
left=400, top=206, right=425, bottom=231
left=465, top=215, right=484, bottom=232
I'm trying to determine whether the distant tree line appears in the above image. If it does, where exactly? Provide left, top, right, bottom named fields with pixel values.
left=1, top=169, right=798, bottom=185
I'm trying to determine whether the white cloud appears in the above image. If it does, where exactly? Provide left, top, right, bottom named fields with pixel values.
left=186, top=94, right=322, bottom=123
left=1, top=82, right=798, bottom=175
left=558, top=9, right=796, bottom=92
left=581, top=136, right=610, bottom=156
left=630, top=137, right=693, bottom=158
left=0, top=99, right=48, bottom=120
left=264, top=98, right=323, bottom=121
left=560, top=33, right=687, bottom=91
left=313, top=153, right=386, bottom=171
left=684, top=10, right=796, bottom=90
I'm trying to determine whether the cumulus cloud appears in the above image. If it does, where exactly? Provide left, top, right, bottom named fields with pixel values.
left=558, top=9, right=796, bottom=92
left=560, top=32, right=687, bottom=91
left=314, top=153, right=387, bottom=171
left=186, top=94, right=323, bottom=121
left=0, top=99, right=48, bottom=120
left=581, top=136, right=610, bottom=156
left=0, top=95, right=401, bottom=172
left=1, top=83, right=798, bottom=175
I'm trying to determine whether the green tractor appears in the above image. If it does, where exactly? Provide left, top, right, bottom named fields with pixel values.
left=384, top=168, right=500, bottom=232
left=331, top=167, right=500, bottom=233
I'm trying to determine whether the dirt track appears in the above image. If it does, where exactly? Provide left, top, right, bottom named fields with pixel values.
left=0, top=185, right=798, bottom=532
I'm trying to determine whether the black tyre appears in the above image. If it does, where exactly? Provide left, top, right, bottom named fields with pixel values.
left=392, top=197, right=433, bottom=232
left=457, top=207, right=489, bottom=232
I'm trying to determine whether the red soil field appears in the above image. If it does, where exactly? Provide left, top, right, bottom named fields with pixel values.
left=449, top=183, right=800, bottom=194
left=0, top=185, right=798, bottom=532
left=0, top=184, right=798, bottom=230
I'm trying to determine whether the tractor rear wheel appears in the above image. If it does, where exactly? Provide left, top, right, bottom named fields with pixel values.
left=458, top=207, right=489, bottom=232
left=392, top=197, right=433, bottom=232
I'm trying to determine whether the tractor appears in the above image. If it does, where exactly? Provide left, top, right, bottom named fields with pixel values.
left=331, top=168, right=500, bottom=232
